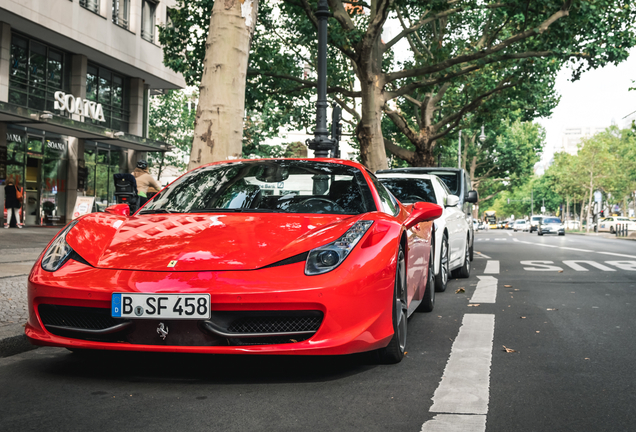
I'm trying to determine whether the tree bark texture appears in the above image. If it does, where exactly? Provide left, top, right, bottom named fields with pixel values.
left=188, top=0, right=258, bottom=170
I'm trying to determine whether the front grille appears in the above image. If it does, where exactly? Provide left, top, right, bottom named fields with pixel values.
left=228, top=335, right=313, bottom=346
left=227, top=315, right=322, bottom=334
left=39, top=304, right=123, bottom=330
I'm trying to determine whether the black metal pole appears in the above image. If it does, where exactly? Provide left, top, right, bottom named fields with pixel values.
left=307, top=0, right=334, bottom=158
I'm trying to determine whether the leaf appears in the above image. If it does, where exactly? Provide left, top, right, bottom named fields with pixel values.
left=468, top=304, right=480, bottom=307
left=503, top=345, right=517, bottom=353
left=546, top=308, right=558, bottom=311
left=520, top=316, right=526, bottom=319
left=456, top=288, right=466, bottom=294
left=504, top=285, right=512, bottom=288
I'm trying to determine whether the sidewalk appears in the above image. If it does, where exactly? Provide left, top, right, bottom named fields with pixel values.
left=566, top=230, right=636, bottom=241
left=0, top=227, right=59, bottom=357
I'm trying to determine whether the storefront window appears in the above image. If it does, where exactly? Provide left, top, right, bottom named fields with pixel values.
left=86, top=64, right=129, bottom=132
left=41, top=140, right=68, bottom=225
left=8, top=34, right=69, bottom=113
left=84, top=143, right=123, bottom=211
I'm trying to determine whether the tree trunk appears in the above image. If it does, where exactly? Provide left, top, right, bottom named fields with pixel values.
left=585, top=171, right=595, bottom=233
left=357, top=81, right=387, bottom=172
left=188, top=0, right=258, bottom=170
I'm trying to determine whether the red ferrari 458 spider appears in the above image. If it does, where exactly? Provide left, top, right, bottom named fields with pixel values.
left=26, top=159, right=441, bottom=363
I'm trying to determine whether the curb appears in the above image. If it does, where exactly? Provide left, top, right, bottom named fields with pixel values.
left=0, top=324, right=37, bottom=358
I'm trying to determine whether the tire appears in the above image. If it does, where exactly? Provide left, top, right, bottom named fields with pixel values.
left=453, top=239, right=471, bottom=278
left=377, top=246, right=408, bottom=364
left=538, top=231, right=543, bottom=236
left=435, top=234, right=449, bottom=292
left=417, top=247, right=435, bottom=312
left=559, top=232, right=565, bottom=236
left=610, top=226, right=615, bottom=234
left=469, top=239, right=474, bottom=262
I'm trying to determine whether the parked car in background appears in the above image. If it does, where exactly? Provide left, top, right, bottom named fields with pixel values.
left=538, top=217, right=565, bottom=236
left=377, top=167, right=478, bottom=259
left=529, top=215, right=543, bottom=232
left=564, top=220, right=580, bottom=230
left=513, top=219, right=528, bottom=232
left=377, top=172, right=473, bottom=293
left=597, top=216, right=636, bottom=233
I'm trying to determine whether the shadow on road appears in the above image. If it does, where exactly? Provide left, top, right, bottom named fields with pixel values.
left=34, top=349, right=381, bottom=384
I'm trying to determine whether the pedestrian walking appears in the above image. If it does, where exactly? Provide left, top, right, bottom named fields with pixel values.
left=131, top=160, right=161, bottom=207
left=4, top=176, right=23, bottom=229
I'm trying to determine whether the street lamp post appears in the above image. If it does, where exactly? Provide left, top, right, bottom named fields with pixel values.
left=457, top=130, right=462, bottom=169
left=306, top=0, right=337, bottom=159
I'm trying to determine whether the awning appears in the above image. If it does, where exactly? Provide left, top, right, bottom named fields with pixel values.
left=0, top=102, right=171, bottom=152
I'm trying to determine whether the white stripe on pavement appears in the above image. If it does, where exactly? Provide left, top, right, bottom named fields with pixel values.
left=470, top=276, right=498, bottom=303
left=560, top=247, right=593, bottom=252
left=483, top=260, right=499, bottom=274
left=598, top=251, right=636, bottom=259
left=428, top=314, right=495, bottom=415
left=421, top=414, right=486, bottom=432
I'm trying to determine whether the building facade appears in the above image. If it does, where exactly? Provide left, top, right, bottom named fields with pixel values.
left=0, top=0, right=185, bottom=226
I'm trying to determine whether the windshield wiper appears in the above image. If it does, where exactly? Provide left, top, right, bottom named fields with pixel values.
left=138, top=209, right=179, bottom=214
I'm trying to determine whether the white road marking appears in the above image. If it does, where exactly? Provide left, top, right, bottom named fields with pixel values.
left=562, top=261, right=616, bottom=272
left=598, top=252, right=636, bottom=259
left=483, top=260, right=500, bottom=274
left=605, top=261, right=636, bottom=271
left=506, top=231, right=512, bottom=237
left=428, top=314, right=495, bottom=415
left=521, top=261, right=564, bottom=271
left=470, top=276, right=498, bottom=303
left=560, top=247, right=593, bottom=252
left=421, top=414, right=486, bottom=432
left=494, top=238, right=507, bottom=241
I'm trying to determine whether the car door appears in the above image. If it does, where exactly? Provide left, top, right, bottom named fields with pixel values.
left=434, top=179, right=462, bottom=266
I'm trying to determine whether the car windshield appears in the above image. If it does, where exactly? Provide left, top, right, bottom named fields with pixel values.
left=379, top=178, right=437, bottom=204
left=516, top=220, right=524, bottom=224
left=543, top=218, right=561, bottom=224
left=424, top=172, right=460, bottom=195
left=532, top=216, right=542, bottom=221
left=141, top=160, right=377, bottom=215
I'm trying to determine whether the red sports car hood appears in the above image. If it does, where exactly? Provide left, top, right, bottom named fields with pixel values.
left=66, top=212, right=363, bottom=271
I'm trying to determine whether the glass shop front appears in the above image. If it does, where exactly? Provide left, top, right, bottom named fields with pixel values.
left=4, top=127, right=68, bottom=226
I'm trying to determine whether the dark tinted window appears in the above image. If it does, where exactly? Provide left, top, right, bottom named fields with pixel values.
left=380, top=178, right=437, bottom=204
left=425, top=171, right=460, bottom=195
left=543, top=218, right=561, bottom=224
left=143, top=161, right=376, bottom=215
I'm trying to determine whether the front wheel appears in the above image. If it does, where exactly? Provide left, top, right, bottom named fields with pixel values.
left=435, top=234, right=450, bottom=292
left=453, top=239, right=471, bottom=278
left=377, top=247, right=408, bottom=364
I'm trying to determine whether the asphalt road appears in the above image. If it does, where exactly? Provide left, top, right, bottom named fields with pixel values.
left=1, top=229, right=634, bottom=431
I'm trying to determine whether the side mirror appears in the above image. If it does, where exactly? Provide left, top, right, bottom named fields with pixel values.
left=446, top=195, right=460, bottom=207
left=467, top=190, right=478, bottom=203
left=105, top=204, right=130, bottom=217
left=405, top=202, right=443, bottom=230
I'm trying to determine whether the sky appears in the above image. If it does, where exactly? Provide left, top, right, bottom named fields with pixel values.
left=536, top=48, right=636, bottom=165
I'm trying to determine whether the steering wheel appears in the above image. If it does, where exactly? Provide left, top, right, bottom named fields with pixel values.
left=293, top=197, right=345, bottom=213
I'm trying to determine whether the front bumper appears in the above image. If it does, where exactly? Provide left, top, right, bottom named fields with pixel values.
left=26, top=254, right=396, bottom=356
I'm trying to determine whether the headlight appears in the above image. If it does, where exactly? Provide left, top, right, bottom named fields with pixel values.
left=305, top=220, right=373, bottom=275
left=41, top=220, right=79, bottom=272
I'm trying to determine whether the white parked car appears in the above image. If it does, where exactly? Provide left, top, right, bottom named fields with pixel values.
left=529, top=215, right=543, bottom=232
left=513, top=219, right=528, bottom=232
left=378, top=173, right=472, bottom=293
left=597, top=216, right=636, bottom=233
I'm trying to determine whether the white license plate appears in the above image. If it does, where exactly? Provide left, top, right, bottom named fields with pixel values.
left=111, top=293, right=211, bottom=319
